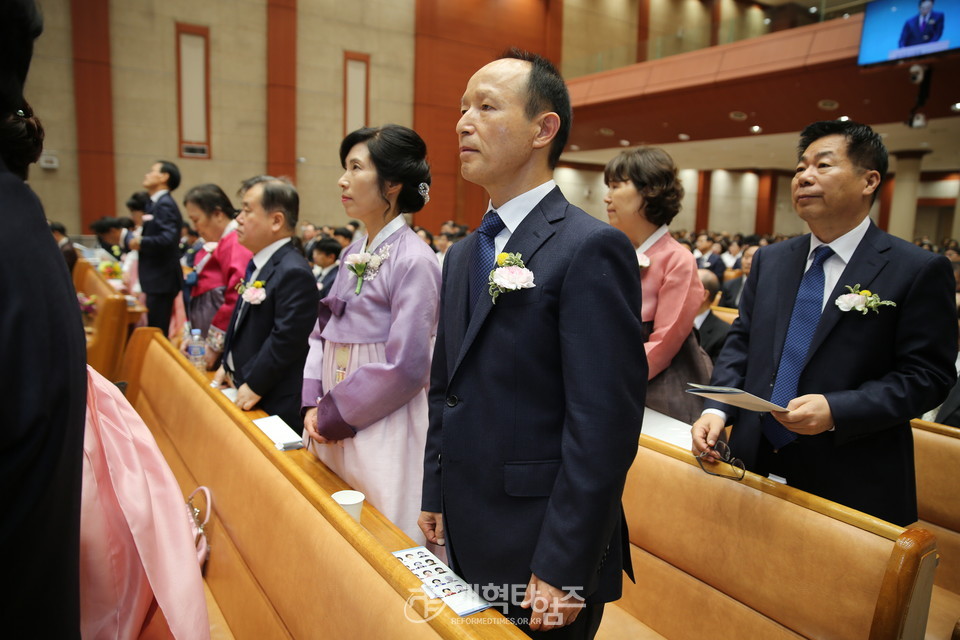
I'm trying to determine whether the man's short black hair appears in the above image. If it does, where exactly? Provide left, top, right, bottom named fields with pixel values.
left=49, top=221, right=67, bottom=235
left=313, top=237, right=342, bottom=259
left=499, top=48, right=571, bottom=169
left=157, top=160, right=181, bottom=191
left=798, top=121, right=888, bottom=204
left=239, top=175, right=299, bottom=231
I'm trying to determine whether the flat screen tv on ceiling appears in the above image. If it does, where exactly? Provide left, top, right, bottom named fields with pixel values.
left=858, top=0, right=960, bottom=65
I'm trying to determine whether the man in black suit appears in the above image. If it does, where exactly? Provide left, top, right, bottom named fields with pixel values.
left=695, top=233, right=726, bottom=282
left=312, top=237, right=341, bottom=300
left=50, top=221, right=79, bottom=273
left=129, top=160, right=184, bottom=333
left=719, top=244, right=758, bottom=308
left=695, top=269, right=730, bottom=363
left=2, top=1, right=86, bottom=634
left=693, top=121, right=957, bottom=526
left=214, top=176, right=318, bottom=432
left=419, top=50, right=646, bottom=639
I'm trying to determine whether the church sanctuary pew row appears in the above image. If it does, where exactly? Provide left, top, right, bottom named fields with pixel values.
left=710, top=304, right=739, bottom=325
left=119, top=328, right=525, bottom=640
left=73, top=258, right=130, bottom=381
left=599, top=435, right=941, bottom=640
left=910, top=419, right=960, bottom=640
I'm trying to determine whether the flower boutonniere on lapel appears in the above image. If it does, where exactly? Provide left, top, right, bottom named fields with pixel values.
left=637, top=253, right=651, bottom=269
left=344, top=243, right=391, bottom=295
left=835, top=284, right=896, bottom=315
left=142, top=214, right=155, bottom=223
left=236, top=280, right=266, bottom=305
left=489, top=252, right=536, bottom=304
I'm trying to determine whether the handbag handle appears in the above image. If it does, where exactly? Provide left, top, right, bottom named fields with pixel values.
left=188, top=486, right=212, bottom=530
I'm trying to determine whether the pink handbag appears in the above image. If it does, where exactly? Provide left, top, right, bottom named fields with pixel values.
left=187, top=486, right=212, bottom=571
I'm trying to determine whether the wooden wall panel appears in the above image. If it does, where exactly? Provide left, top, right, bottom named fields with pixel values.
left=71, top=0, right=116, bottom=231
left=413, top=0, right=563, bottom=232
left=267, top=0, right=297, bottom=181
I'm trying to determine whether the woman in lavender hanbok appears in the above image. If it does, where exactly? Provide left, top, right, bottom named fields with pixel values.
left=302, top=125, right=440, bottom=542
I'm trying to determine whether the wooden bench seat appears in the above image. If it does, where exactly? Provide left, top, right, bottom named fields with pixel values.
left=74, top=259, right=130, bottom=381
left=608, top=435, right=940, bottom=639
left=911, top=419, right=960, bottom=639
left=119, top=328, right=524, bottom=639
left=710, top=304, right=739, bottom=325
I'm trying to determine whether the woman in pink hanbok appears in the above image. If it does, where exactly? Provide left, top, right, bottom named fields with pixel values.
left=302, top=125, right=440, bottom=542
left=179, top=183, right=252, bottom=369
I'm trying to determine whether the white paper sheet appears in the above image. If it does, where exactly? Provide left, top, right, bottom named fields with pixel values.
left=685, top=383, right=788, bottom=412
left=251, top=415, right=304, bottom=451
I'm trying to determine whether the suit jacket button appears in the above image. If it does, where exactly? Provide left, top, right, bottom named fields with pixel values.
left=446, top=395, right=459, bottom=407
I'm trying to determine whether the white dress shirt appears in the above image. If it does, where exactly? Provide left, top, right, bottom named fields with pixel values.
left=486, top=180, right=557, bottom=254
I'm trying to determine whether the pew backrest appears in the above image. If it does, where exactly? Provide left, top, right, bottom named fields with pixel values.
left=74, top=259, right=128, bottom=380
left=912, top=419, right=960, bottom=595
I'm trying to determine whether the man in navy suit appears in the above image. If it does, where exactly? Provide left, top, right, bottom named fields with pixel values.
left=696, top=233, right=726, bottom=282
left=312, top=237, right=341, bottom=300
left=692, top=121, right=957, bottom=526
left=899, top=0, right=944, bottom=47
left=419, top=50, right=646, bottom=638
left=215, top=176, right=318, bottom=432
left=719, top=244, right=758, bottom=308
left=129, top=160, right=184, bottom=333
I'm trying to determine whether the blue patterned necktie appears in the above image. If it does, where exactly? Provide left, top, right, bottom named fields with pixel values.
left=469, top=210, right=505, bottom=313
left=763, top=245, right=834, bottom=450
left=243, top=259, right=256, bottom=284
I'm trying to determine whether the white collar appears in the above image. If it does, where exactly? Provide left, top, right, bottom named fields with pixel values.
left=486, top=180, right=557, bottom=234
left=694, top=308, right=710, bottom=329
left=808, top=216, right=871, bottom=265
left=362, top=215, right=407, bottom=254
left=150, top=189, right=169, bottom=203
left=636, top=225, right=670, bottom=255
left=252, top=237, right=292, bottom=271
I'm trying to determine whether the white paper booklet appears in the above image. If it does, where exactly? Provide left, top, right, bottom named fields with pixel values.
left=393, top=546, right=490, bottom=617
left=685, top=383, right=788, bottom=412
left=251, top=415, right=304, bottom=451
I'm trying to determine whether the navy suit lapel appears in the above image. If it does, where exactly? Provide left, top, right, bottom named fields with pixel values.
left=235, top=242, right=289, bottom=333
left=804, top=224, right=890, bottom=366
left=450, top=188, right=562, bottom=377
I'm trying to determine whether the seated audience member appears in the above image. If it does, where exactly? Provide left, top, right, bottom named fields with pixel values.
left=692, top=120, right=957, bottom=526
left=333, top=226, right=354, bottom=248
left=695, top=269, right=730, bottom=363
left=300, top=221, right=318, bottom=259
left=312, top=237, right=341, bottom=299
left=182, top=227, right=203, bottom=268
left=180, top=183, right=252, bottom=369
left=214, top=176, right=318, bottom=431
left=124, top=190, right=150, bottom=239
left=345, top=219, right=361, bottom=236
left=695, top=233, right=726, bottom=282
left=719, top=243, right=758, bottom=308
left=91, top=217, right=126, bottom=261
left=721, top=239, right=742, bottom=270
left=50, top=221, right=78, bottom=272
left=415, top=226, right=436, bottom=252
left=603, top=146, right=709, bottom=423
left=434, top=231, right=455, bottom=266
left=128, top=160, right=185, bottom=334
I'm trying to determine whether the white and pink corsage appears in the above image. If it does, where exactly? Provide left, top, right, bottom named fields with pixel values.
left=345, top=243, right=391, bottom=295
left=142, top=214, right=154, bottom=222
left=637, top=253, right=651, bottom=269
left=237, top=280, right=266, bottom=305
left=835, top=284, right=895, bottom=315
left=489, top=252, right=535, bottom=304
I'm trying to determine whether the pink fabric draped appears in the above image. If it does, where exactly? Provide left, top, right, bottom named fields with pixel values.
left=80, top=366, right=209, bottom=639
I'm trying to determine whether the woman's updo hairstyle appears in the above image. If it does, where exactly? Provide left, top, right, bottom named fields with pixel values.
left=0, top=101, right=44, bottom=180
left=339, top=124, right=431, bottom=215
left=183, top=183, right=238, bottom=219
left=603, top=146, right=684, bottom=227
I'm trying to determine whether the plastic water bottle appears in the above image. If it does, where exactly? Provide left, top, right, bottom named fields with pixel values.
left=187, top=329, right=206, bottom=372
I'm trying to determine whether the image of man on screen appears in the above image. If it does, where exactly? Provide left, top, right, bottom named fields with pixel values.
left=899, top=0, right=945, bottom=46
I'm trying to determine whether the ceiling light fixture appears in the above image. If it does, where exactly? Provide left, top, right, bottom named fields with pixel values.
left=619, top=139, right=630, bottom=147
left=818, top=99, right=839, bottom=111
left=598, top=127, right=615, bottom=136
left=729, top=110, right=748, bottom=121
left=838, top=115, right=850, bottom=121
left=569, top=144, right=580, bottom=151
left=678, top=133, right=691, bottom=141
left=750, top=125, right=762, bottom=134
left=951, top=102, right=960, bottom=112
left=809, top=6, right=818, bottom=13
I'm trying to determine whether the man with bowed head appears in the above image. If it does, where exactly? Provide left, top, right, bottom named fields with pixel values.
left=419, top=49, right=646, bottom=638
left=692, top=120, right=956, bottom=526
left=214, top=176, right=318, bottom=431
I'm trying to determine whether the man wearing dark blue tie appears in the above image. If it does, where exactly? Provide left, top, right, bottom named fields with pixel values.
left=419, top=50, right=646, bottom=638
left=899, top=0, right=944, bottom=47
left=692, top=121, right=957, bottom=526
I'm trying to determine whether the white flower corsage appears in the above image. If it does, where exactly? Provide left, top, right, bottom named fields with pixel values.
left=344, top=243, right=391, bottom=295
left=142, top=214, right=154, bottom=222
left=834, top=284, right=896, bottom=315
left=489, top=252, right=535, bottom=304
left=237, top=280, right=266, bottom=305
left=637, top=253, right=651, bottom=269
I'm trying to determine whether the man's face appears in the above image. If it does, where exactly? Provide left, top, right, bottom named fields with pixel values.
left=435, top=234, right=450, bottom=253
left=143, top=163, right=167, bottom=191
left=236, top=183, right=281, bottom=254
left=919, top=0, right=933, bottom=16
left=456, top=59, right=541, bottom=194
left=792, top=134, right=878, bottom=230
left=741, top=245, right=759, bottom=275
left=301, top=224, right=316, bottom=241
left=314, top=251, right=336, bottom=268
left=696, top=235, right=712, bottom=253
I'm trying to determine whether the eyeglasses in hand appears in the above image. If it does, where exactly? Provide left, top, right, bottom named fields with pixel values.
left=696, top=439, right=745, bottom=481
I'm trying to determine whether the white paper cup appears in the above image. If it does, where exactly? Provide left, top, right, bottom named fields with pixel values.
left=332, top=490, right=365, bottom=522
